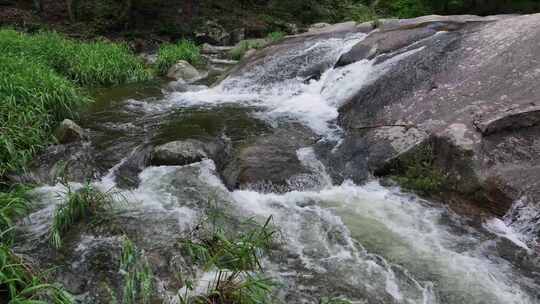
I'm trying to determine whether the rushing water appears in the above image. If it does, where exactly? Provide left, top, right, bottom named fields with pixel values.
left=16, top=31, right=540, bottom=303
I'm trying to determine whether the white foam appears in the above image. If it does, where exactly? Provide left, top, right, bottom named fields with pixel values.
left=484, top=218, right=531, bottom=251
left=229, top=181, right=535, bottom=304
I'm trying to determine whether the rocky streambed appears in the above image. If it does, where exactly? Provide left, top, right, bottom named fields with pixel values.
left=11, top=14, right=540, bottom=303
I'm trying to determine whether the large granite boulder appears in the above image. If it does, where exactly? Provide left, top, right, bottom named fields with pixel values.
left=332, top=14, right=540, bottom=216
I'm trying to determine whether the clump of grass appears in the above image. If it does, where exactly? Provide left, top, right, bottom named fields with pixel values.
left=0, top=29, right=151, bottom=87
left=0, top=186, right=31, bottom=235
left=267, top=31, right=285, bottom=42
left=0, top=28, right=151, bottom=176
left=119, top=238, right=154, bottom=304
left=390, top=144, right=448, bottom=196
left=180, top=215, right=278, bottom=304
left=0, top=54, right=87, bottom=177
left=49, top=183, right=116, bottom=249
left=229, top=39, right=267, bottom=61
left=229, top=32, right=285, bottom=61
left=156, top=40, right=201, bottom=75
left=0, top=234, right=75, bottom=303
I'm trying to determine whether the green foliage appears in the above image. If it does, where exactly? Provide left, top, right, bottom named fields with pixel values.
left=0, top=29, right=150, bottom=87
left=344, top=3, right=379, bottom=23
left=229, top=39, right=267, bottom=60
left=391, top=144, right=447, bottom=196
left=0, top=54, right=87, bottom=177
left=267, top=31, right=285, bottom=42
left=180, top=215, right=278, bottom=304
left=0, top=28, right=150, bottom=176
left=375, top=0, right=430, bottom=18
left=156, top=40, right=201, bottom=75
left=119, top=238, right=154, bottom=304
left=0, top=186, right=30, bottom=237
left=49, top=183, right=116, bottom=249
left=0, top=236, right=74, bottom=303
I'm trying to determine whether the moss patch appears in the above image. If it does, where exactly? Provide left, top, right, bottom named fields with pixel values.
left=386, top=143, right=448, bottom=196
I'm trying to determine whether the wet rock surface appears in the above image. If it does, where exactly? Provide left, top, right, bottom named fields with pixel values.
left=332, top=13, right=540, bottom=215
left=150, top=138, right=230, bottom=167
left=221, top=124, right=319, bottom=191
left=166, top=60, right=202, bottom=82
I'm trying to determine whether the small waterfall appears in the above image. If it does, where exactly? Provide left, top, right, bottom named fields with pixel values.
left=485, top=199, right=540, bottom=251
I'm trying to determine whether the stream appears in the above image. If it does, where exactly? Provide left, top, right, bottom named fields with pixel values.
left=14, top=30, right=540, bottom=304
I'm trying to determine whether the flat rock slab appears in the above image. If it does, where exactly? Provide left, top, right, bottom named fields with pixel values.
left=332, top=13, right=540, bottom=215
left=474, top=105, right=540, bottom=136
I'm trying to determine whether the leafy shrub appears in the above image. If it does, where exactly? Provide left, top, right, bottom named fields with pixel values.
left=156, top=40, right=201, bottom=75
left=344, top=3, right=379, bottom=23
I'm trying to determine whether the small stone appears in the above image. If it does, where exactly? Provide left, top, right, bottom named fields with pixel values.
left=55, top=119, right=85, bottom=144
left=151, top=140, right=208, bottom=166
left=166, top=60, right=201, bottom=83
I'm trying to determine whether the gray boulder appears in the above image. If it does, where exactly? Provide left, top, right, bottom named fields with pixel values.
left=151, top=139, right=229, bottom=167
left=55, top=119, right=85, bottom=144
left=221, top=125, right=319, bottom=192
left=332, top=14, right=540, bottom=216
left=166, top=60, right=201, bottom=83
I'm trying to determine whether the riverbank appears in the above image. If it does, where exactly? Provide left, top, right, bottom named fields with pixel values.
left=0, top=28, right=209, bottom=302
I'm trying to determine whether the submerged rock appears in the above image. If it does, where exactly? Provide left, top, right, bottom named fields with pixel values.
left=55, top=119, right=85, bottom=144
left=166, top=60, right=201, bottom=83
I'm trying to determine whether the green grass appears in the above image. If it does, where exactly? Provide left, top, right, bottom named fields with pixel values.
left=0, top=242, right=75, bottom=304
left=0, top=29, right=151, bottom=87
left=0, top=54, right=87, bottom=177
left=119, top=238, right=154, bottom=304
left=156, top=40, right=202, bottom=75
left=0, top=28, right=151, bottom=177
left=0, top=187, right=75, bottom=304
left=229, top=32, right=285, bottom=61
left=180, top=216, right=278, bottom=304
left=267, top=31, right=285, bottom=42
left=229, top=39, right=267, bottom=61
left=49, top=183, right=117, bottom=249
left=0, top=186, right=31, bottom=236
